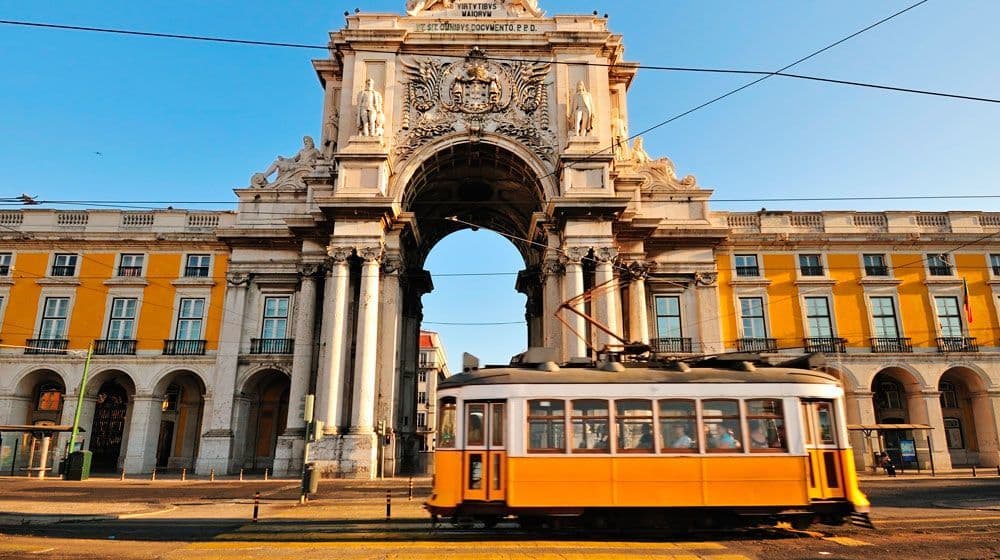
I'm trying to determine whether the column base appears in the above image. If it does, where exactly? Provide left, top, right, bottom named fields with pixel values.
left=195, top=431, right=234, bottom=475
left=273, top=434, right=305, bottom=477
left=307, top=433, right=378, bottom=479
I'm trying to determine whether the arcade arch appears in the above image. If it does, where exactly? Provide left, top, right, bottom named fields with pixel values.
left=151, top=370, right=206, bottom=470
left=84, top=370, right=136, bottom=472
left=237, top=369, right=290, bottom=472
left=937, top=366, right=997, bottom=467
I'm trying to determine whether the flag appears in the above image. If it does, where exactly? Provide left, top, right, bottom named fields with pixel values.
left=963, top=277, right=973, bottom=324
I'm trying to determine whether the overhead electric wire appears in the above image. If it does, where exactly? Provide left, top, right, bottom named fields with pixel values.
left=3, top=10, right=998, bottom=106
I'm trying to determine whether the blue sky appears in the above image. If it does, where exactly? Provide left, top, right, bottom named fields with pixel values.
left=2, top=1, right=998, bottom=368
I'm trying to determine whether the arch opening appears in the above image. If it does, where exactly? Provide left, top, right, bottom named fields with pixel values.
left=938, top=366, right=996, bottom=467
left=152, top=370, right=206, bottom=470
left=237, top=369, right=290, bottom=472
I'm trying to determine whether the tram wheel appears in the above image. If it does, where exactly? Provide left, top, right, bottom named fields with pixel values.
left=790, top=515, right=815, bottom=531
left=479, top=516, right=500, bottom=529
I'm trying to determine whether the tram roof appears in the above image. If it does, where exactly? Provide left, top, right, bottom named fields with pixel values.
left=438, top=366, right=838, bottom=390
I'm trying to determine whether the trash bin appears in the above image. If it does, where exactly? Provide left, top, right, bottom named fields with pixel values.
left=303, top=464, right=320, bottom=495
left=64, top=450, right=92, bottom=481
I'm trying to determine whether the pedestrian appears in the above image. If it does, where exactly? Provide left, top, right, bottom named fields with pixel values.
left=879, top=452, right=896, bottom=477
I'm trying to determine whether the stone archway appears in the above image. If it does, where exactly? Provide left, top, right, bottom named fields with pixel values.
left=938, top=366, right=997, bottom=467
left=86, top=372, right=136, bottom=473
left=151, top=371, right=207, bottom=470
left=236, top=369, right=290, bottom=473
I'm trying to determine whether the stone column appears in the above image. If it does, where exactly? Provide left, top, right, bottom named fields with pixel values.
left=694, top=272, right=723, bottom=354
left=542, top=258, right=565, bottom=356
left=351, top=245, right=383, bottom=433
left=316, top=248, right=352, bottom=432
left=593, top=247, right=620, bottom=352
left=196, top=272, right=249, bottom=474
left=909, top=390, right=953, bottom=471
left=563, top=247, right=588, bottom=360
left=122, top=395, right=161, bottom=474
left=845, top=390, right=878, bottom=472
left=626, top=262, right=650, bottom=346
left=970, top=391, right=1000, bottom=468
left=274, top=265, right=319, bottom=477
left=376, top=254, right=403, bottom=476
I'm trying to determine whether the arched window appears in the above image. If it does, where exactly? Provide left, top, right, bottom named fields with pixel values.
left=875, top=379, right=903, bottom=410
left=939, top=381, right=959, bottom=409
left=35, top=382, right=63, bottom=412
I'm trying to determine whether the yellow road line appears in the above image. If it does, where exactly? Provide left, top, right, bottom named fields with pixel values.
left=823, top=536, right=871, bottom=546
left=879, top=515, right=1000, bottom=524
left=187, top=540, right=727, bottom=551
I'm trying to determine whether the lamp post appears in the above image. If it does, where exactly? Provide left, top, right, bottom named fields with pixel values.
left=67, top=342, right=94, bottom=454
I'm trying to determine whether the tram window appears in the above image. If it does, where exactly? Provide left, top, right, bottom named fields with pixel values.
left=703, top=400, right=743, bottom=452
left=571, top=399, right=610, bottom=453
left=616, top=399, right=654, bottom=453
left=815, top=402, right=836, bottom=445
left=659, top=399, right=698, bottom=452
left=491, top=403, right=505, bottom=447
left=467, top=404, right=486, bottom=446
left=746, top=399, right=787, bottom=452
left=527, top=400, right=565, bottom=453
left=438, top=398, right=457, bottom=448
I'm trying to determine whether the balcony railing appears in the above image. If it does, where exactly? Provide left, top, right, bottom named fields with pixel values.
left=25, top=338, right=69, bottom=355
left=117, top=266, right=143, bottom=277
left=799, top=266, right=825, bottom=277
left=184, top=266, right=210, bottom=278
left=865, top=265, right=889, bottom=276
left=804, top=337, right=847, bottom=353
left=936, top=337, right=978, bottom=353
left=50, top=265, right=75, bottom=277
left=94, top=339, right=137, bottom=355
left=651, top=337, right=693, bottom=353
left=737, top=338, right=778, bottom=352
left=163, top=339, right=206, bottom=355
left=870, top=337, right=912, bottom=353
left=250, top=338, right=294, bottom=355
left=928, top=266, right=953, bottom=276
left=735, top=266, right=760, bottom=277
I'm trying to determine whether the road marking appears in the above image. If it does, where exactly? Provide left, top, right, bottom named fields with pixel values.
left=28, top=547, right=56, bottom=554
left=823, top=536, right=871, bottom=546
left=879, top=514, right=1000, bottom=524
left=118, top=505, right=178, bottom=519
left=188, top=540, right=727, bottom=551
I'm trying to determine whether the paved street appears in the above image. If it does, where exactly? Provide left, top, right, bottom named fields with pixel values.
left=1, top=474, right=999, bottom=559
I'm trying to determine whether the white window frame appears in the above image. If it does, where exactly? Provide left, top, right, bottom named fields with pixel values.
left=797, top=253, right=826, bottom=278
left=925, top=253, right=954, bottom=277
left=261, top=295, right=290, bottom=339
left=50, top=253, right=79, bottom=277
left=107, top=297, right=139, bottom=340
left=117, top=253, right=145, bottom=277
left=653, top=294, right=684, bottom=339
left=868, top=295, right=901, bottom=339
left=933, top=295, right=964, bottom=339
left=804, top=295, right=835, bottom=338
left=39, top=296, right=71, bottom=339
left=733, top=254, right=762, bottom=278
left=861, top=253, right=891, bottom=277
left=737, top=295, right=769, bottom=339
left=175, top=297, right=206, bottom=340
left=989, top=253, right=1000, bottom=279
left=183, top=254, right=212, bottom=278
left=0, top=252, right=12, bottom=276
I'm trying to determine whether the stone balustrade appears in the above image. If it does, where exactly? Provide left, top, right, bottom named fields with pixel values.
left=0, top=209, right=236, bottom=234
left=722, top=210, right=1000, bottom=235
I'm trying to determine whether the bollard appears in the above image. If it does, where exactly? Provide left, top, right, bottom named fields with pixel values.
left=997, top=466, right=999, bottom=477
left=252, top=491, right=260, bottom=523
left=972, top=465, right=977, bottom=477
left=408, top=477, right=413, bottom=501
left=120, top=469, right=126, bottom=481
left=181, top=468, right=187, bottom=482
left=264, top=468, right=269, bottom=481
left=385, top=489, right=391, bottom=520
left=151, top=468, right=157, bottom=481
left=240, top=468, right=244, bottom=482
left=210, top=468, right=215, bottom=482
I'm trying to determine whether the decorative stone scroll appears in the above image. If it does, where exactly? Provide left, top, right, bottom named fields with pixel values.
left=250, top=136, right=321, bottom=189
left=695, top=272, right=718, bottom=287
left=396, top=47, right=554, bottom=161
left=226, top=272, right=250, bottom=287
left=628, top=137, right=698, bottom=190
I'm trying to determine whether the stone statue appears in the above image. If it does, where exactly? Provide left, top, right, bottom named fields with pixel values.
left=357, top=78, right=385, bottom=138
left=632, top=137, right=652, bottom=164
left=252, top=136, right=320, bottom=187
left=571, top=81, right=595, bottom=137
left=322, top=111, right=339, bottom=158
left=612, top=113, right=630, bottom=160
left=508, top=0, right=544, bottom=17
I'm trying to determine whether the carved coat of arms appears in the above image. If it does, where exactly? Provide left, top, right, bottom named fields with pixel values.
left=396, top=47, right=554, bottom=162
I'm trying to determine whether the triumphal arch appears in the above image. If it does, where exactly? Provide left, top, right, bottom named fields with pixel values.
left=201, top=0, right=725, bottom=478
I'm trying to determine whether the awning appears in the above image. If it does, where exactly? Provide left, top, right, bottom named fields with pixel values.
left=847, top=424, right=932, bottom=431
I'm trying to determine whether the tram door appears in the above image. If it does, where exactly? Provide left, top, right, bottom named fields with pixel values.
left=801, top=400, right=846, bottom=500
left=463, top=401, right=507, bottom=503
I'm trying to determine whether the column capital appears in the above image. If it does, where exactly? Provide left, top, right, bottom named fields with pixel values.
left=327, top=245, right=354, bottom=263
left=358, top=245, right=384, bottom=263
left=226, top=272, right=251, bottom=287
left=381, top=254, right=403, bottom=276
left=625, top=260, right=650, bottom=281
left=561, top=246, right=588, bottom=264
left=542, top=258, right=565, bottom=277
left=298, top=262, right=325, bottom=277
left=594, top=246, right=619, bottom=263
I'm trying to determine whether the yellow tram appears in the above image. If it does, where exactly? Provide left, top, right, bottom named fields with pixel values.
left=425, top=359, right=869, bottom=529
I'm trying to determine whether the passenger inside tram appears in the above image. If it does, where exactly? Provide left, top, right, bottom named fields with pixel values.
left=667, top=424, right=695, bottom=449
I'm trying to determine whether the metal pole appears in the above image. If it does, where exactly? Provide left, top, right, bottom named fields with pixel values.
left=926, top=435, right=936, bottom=476
left=67, top=343, right=95, bottom=455
left=252, top=491, right=260, bottom=522
left=181, top=468, right=186, bottom=481
left=385, top=489, right=391, bottom=520
left=10, top=438, right=18, bottom=477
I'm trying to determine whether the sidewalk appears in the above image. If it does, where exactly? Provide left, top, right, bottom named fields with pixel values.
left=858, top=466, right=1000, bottom=482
